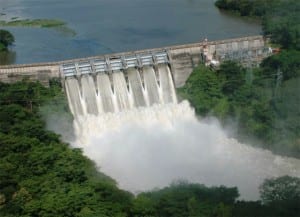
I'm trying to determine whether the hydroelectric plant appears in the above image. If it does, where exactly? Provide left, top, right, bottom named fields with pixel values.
left=1, top=36, right=299, bottom=200
left=58, top=43, right=299, bottom=201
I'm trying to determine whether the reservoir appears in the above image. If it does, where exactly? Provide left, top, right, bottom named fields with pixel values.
left=0, top=0, right=261, bottom=64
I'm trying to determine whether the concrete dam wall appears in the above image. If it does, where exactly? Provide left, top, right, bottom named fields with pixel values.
left=0, top=35, right=268, bottom=87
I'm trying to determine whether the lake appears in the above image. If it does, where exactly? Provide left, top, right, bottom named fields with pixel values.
left=0, top=0, right=261, bottom=64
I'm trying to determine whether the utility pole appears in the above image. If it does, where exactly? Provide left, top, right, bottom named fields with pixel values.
left=274, top=68, right=283, bottom=100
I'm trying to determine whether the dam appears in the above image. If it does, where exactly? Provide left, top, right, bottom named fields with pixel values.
left=1, top=34, right=299, bottom=200
left=59, top=36, right=299, bottom=201
left=0, top=35, right=270, bottom=88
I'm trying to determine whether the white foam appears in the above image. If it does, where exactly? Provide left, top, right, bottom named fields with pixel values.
left=70, top=100, right=300, bottom=200
left=65, top=66, right=300, bottom=200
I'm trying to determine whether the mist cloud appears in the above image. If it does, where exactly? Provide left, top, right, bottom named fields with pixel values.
left=68, top=101, right=300, bottom=200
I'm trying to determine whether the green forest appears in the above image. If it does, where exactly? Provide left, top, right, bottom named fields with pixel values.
left=1, top=80, right=298, bottom=216
left=0, top=80, right=134, bottom=216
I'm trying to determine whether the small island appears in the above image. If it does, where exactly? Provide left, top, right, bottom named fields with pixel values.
left=0, top=18, right=76, bottom=36
left=0, top=19, right=65, bottom=28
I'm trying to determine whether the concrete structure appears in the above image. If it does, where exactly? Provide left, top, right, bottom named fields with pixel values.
left=0, top=35, right=269, bottom=87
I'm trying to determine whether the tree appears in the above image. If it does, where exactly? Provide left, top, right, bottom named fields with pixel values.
left=260, top=50, right=300, bottom=81
left=259, top=176, right=300, bottom=204
left=0, top=29, right=15, bottom=51
left=177, top=64, right=224, bottom=115
left=217, top=61, right=246, bottom=96
left=259, top=176, right=300, bottom=217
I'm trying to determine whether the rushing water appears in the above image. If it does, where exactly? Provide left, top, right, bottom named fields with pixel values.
left=65, top=64, right=177, bottom=116
left=72, top=102, right=300, bottom=200
left=64, top=66, right=300, bottom=200
left=0, top=0, right=261, bottom=64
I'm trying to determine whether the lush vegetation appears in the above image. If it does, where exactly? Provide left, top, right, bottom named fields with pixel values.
left=215, top=0, right=300, bottom=49
left=0, top=80, right=133, bottom=216
left=132, top=182, right=239, bottom=217
left=132, top=178, right=300, bottom=217
left=0, top=29, right=14, bottom=52
left=1, top=80, right=299, bottom=216
left=178, top=53, right=300, bottom=157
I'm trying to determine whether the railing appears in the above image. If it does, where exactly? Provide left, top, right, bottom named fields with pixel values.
left=61, top=52, right=169, bottom=78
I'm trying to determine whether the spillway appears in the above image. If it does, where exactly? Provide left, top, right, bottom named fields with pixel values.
left=63, top=52, right=176, bottom=117
left=62, top=52, right=300, bottom=200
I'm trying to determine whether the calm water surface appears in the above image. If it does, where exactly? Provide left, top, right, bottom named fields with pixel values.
left=0, top=0, right=261, bottom=64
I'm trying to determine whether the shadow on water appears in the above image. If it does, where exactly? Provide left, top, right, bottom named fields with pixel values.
left=0, top=51, right=16, bottom=65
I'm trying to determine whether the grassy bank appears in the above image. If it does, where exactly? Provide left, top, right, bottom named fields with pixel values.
left=0, top=19, right=76, bottom=36
left=0, top=19, right=65, bottom=28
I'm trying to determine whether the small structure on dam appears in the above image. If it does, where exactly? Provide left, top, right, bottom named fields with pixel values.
left=0, top=35, right=271, bottom=87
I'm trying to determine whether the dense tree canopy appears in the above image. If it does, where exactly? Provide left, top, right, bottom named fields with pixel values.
left=132, top=182, right=239, bottom=217
left=259, top=176, right=300, bottom=204
left=259, top=176, right=300, bottom=217
left=178, top=53, right=300, bottom=158
left=0, top=80, right=133, bottom=216
left=215, top=0, right=300, bottom=49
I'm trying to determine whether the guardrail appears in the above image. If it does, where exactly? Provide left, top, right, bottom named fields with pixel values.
left=61, top=51, right=169, bottom=78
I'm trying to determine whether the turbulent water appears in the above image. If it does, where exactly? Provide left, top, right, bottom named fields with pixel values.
left=65, top=67, right=300, bottom=200
left=65, top=65, right=177, bottom=115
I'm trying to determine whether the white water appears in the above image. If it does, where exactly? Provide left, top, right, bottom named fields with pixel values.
left=65, top=65, right=177, bottom=116
left=65, top=67, right=300, bottom=200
